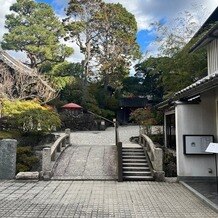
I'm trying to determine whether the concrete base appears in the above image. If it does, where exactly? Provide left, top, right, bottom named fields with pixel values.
left=178, top=176, right=216, bottom=182
left=153, top=171, right=165, bottom=182
left=42, top=171, right=52, bottom=180
left=16, top=172, right=39, bottom=180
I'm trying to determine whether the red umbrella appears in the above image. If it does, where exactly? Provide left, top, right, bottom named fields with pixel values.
left=62, top=103, right=82, bottom=110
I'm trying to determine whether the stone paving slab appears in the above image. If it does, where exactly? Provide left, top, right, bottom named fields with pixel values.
left=52, top=145, right=117, bottom=180
left=0, top=180, right=217, bottom=217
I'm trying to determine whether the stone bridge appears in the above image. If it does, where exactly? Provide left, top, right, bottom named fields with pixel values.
left=50, top=126, right=140, bottom=180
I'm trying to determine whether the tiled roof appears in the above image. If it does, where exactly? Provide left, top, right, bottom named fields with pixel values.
left=175, top=72, right=218, bottom=97
left=157, top=72, right=218, bottom=109
left=190, top=22, right=218, bottom=52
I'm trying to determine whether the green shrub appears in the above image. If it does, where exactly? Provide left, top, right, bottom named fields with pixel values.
left=2, top=99, right=61, bottom=134
left=150, top=134, right=164, bottom=145
left=163, top=151, right=177, bottom=177
left=130, top=107, right=156, bottom=135
left=16, top=146, right=39, bottom=173
left=0, top=130, right=21, bottom=140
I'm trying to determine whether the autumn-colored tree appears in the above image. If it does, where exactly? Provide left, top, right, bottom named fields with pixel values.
left=130, top=107, right=156, bottom=135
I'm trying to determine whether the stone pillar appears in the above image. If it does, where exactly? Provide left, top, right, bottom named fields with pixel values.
left=42, top=148, right=51, bottom=180
left=100, top=120, right=106, bottom=131
left=65, top=128, right=71, bottom=145
left=0, top=139, right=17, bottom=179
left=154, top=148, right=163, bottom=171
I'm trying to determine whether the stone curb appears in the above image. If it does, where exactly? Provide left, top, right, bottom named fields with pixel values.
left=16, top=172, right=39, bottom=180
left=180, top=181, right=218, bottom=213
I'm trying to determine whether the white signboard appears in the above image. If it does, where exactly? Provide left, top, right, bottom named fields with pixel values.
left=183, top=135, right=214, bottom=155
left=205, top=143, right=218, bottom=154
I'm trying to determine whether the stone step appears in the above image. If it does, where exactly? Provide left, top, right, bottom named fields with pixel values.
left=122, top=152, right=145, bottom=156
left=122, top=159, right=148, bottom=163
left=123, top=175, right=154, bottom=181
left=123, top=166, right=150, bottom=171
left=122, top=150, right=143, bottom=152
left=122, top=148, right=143, bottom=151
left=123, top=162, right=149, bottom=167
left=123, top=171, right=152, bottom=176
left=122, top=147, right=142, bottom=149
left=122, top=156, right=146, bottom=159
left=122, top=147, right=143, bottom=151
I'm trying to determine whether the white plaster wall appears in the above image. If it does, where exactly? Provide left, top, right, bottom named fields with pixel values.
left=207, top=39, right=218, bottom=75
left=176, top=90, right=217, bottom=177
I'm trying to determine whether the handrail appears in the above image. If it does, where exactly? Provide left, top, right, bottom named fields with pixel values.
left=42, top=128, right=71, bottom=179
left=87, top=110, right=114, bottom=124
left=50, top=134, right=68, bottom=161
left=140, top=134, right=163, bottom=172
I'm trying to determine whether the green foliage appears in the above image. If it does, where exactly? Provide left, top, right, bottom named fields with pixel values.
left=65, top=1, right=140, bottom=104
left=2, top=99, right=43, bottom=116
left=93, top=3, right=140, bottom=89
left=141, top=10, right=207, bottom=98
left=51, top=76, right=75, bottom=90
left=50, top=62, right=83, bottom=78
left=149, top=134, right=164, bottom=145
left=60, top=80, right=83, bottom=105
left=163, top=151, right=177, bottom=177
left=16, top=146, right=38, bottom=173
left=60, top=112, right=97, bottom=131
left=122, top=77, right=145, bottom=97
left=43, top=62, right=84, bottom=90
left=65, top=0, right=104, bottom=104
left=130, top=107, right=156, bottom=126
left=139, top=43, right=207, bottom=98
left=2, top=99, right=61, bottom=134
left=2, top=0, right=73, bottom=68
left=130, top=107, right=156, bottom=135
left=0, top=130, right=21, bottom=140
left=100, top=109, right=115, bottom=121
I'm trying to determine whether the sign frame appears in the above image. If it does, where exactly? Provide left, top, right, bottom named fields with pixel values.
left=183, top=134, right=214, bottom=155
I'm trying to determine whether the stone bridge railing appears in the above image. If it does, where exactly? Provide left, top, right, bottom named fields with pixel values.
left=42, top=129, right=71, bottom=179
left=140, top=134, right=165, bottom=181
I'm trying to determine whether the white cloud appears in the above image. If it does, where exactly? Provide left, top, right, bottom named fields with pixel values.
left=65, top=41, right=84, bottom=63
left=0, top=0, right=16, bottom=42
left=104, top=0, right=217, bottom=31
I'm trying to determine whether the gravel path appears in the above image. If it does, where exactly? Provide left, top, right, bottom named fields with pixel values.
left=70, top=125, right=140, bottom=146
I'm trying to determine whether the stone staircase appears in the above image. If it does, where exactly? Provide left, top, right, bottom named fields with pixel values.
left=122, top=147, right=154, bottom=181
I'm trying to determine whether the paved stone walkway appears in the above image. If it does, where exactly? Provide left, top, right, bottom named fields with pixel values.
left=53, top=145, right=117, bottom=180
left=0, top=180, right=217, bottom=217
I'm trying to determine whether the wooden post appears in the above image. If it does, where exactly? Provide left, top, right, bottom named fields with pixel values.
left=117, top=142, right=123, bottom=182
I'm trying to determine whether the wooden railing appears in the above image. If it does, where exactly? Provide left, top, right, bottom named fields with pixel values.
left=42, top=129, right=71, bottom=179
left=114, top=120, right=123, bottom=182
left=140, top=134, right=165, bottom=181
